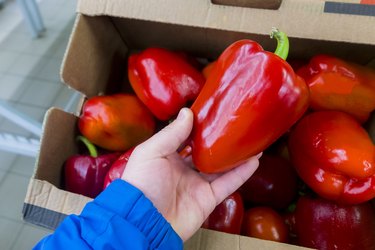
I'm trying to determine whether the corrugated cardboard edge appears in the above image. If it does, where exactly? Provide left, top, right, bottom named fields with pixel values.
left=185, top=229, right=315, bottom=250
left=76, top=0, right=375, bottom=45
left=23, top=179, right=92, bottom=230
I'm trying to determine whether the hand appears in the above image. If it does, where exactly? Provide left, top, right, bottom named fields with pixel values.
left=122, top=108, right=261, bottom=241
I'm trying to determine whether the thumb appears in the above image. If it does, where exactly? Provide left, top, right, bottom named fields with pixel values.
left=136, top=108, right=193, bottom=159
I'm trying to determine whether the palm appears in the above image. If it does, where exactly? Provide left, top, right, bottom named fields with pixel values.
left=122, top=108, right=260, bottom=241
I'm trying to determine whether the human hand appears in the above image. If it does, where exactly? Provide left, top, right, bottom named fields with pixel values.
left=121, top=108, right=261, bottom=241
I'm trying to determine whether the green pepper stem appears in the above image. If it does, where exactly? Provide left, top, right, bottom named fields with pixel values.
left=77, top=136, right=98, bottom=157
left=270, top=27, right=289, bottom=60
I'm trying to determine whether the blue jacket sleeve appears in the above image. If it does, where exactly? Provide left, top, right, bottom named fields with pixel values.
left=33, top=179, right=183, bottom=250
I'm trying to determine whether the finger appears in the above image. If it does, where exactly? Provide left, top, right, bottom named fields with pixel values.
left=136, top=108, right=194, bottom=160
left=210, top=155, right=260, bottom=205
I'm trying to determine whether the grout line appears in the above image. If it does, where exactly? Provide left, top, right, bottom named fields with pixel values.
left=10, top=224, right=28, bottom=250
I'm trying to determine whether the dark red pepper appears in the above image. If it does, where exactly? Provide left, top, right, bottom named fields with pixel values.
left=64, top=136, right=120, bottom=198
left=239, top=154, right=298, bottom=210
left=128, top=47, right=206, bottom=121
left=202, top=192, right=244, bottom=234
left=294, top=196, right=375, bottom=250
left=103, top=147, right=134, bottom=189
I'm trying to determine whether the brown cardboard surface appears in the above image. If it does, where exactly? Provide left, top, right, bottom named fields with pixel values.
left=77, top=0, right=375, bottom=45
left=61, top=15, right=128, bottom=97
left=24, top=0, right=374, bottom=249
left=185, top=229, right=312, bottom=250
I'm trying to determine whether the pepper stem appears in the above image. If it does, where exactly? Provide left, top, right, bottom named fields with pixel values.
left=77, top=136, right=98, bottom=157
left=270, top=27, right=289, bottom=60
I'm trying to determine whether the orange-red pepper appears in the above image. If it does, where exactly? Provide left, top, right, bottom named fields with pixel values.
left=288, top=111, right=375, bottom=205
left=189, top=29, right=309, bottom=173
left=297, top=54, right=375, bottom=123
left=78, top=94, right=155, bottom=151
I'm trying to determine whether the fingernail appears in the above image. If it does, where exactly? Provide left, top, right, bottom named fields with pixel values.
left=256, top=152, right=263, bottom=159
left=177, top=108, right=187, bottom=121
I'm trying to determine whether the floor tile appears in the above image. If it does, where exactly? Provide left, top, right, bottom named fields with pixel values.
left=22, top=31, right=61, bottom=57
left=0, top=173, right=30, bottom=221
left=0, top=31, right=31, bottom=53
left=19, top=79, right=61, bottom=108
left=0, top=169, right=6, bottom=183
left=0, top=74, right=29, bottom=101
left=35, top=57, right=63, bottom=82
left=0, top=217, right=24, bottom=250
left=11, top=223, right=52, bottom=250
left=0, top=0, right=23, bottom=41
left=0, top=51, right=21, bottom=73
left=7, top=54, right=49, bottom=78
left=0, top=150, right=17, bottom=171
left=9, top=155, right=37, bottom=178
left=0, top=102, right=45, bottom=137
left=50, top=40, right=70, bottom=59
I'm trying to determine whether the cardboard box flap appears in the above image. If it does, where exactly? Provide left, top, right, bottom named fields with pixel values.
left=35, top=108, right=79, bottom=187
left=185, top=229, right=313, bottom=250
left=77, top=0, right=375, bottom=45
left=23, top=179, right=92, bottom=229
left=61, top=14, right=129, bottom=98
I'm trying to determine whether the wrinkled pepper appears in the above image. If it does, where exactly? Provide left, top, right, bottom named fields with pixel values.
left=128, top=47, right=206, bottom=121
left=190, top=29, right=309, bottom=173
left=294, top=196, right=375, bottom=250
left=78, top=94, right=155, bottom=151
left=103, top=147, right=134, bottom=189
left=64, top=136, right=120, bottom=198
left=288, top=111, right=375, bottom=204
left=297, top=54, right=375, bottom=123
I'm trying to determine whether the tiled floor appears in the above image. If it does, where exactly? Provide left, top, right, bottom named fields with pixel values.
left=0, top=0, right=78, bottom=249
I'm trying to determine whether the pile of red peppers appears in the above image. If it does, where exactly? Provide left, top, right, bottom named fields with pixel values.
left=62, top=28, right=375, bottom=250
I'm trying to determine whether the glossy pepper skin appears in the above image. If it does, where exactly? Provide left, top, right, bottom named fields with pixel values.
left=294, top=196, right=375, bottom=250
left=297, top=54, right=375, bottom=123
left=103, top=147, right=134, bottom=189
left=64, top=136, right=120, bottom=198
left=202, top=192, right=244, bottom=234
left=241, top=207, right=289, bottom=243
left=78, top=94, right=155, bottom=151
left=190, top=29, right=309, bottom=173
left=128, top=47, right=206, bottom=121
left=239, top=154, right=298, bottom=210
left=288, top=111, right=375, bottom=204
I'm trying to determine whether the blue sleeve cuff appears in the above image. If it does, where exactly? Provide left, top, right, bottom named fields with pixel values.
left=81, top=179, right=183, bottom=250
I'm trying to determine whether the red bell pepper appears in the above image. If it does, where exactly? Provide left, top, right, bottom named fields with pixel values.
left=241, top=206, right=289, bottom=243
left=103, top=147, right=134, bottom=189
left=297, top=54, right=375, bottom=123
left=239, top=154, right=298, bottom=210
left=78, top=94, right=155, bottom=151
left=128, top=47, right=206, bottom=121
left=202, top=192, right=244, bottom=234
left=64, top=136, right=120, bottom=198
left=294, top=196, right=375, bottom=250
left=190, top=29, right=309, bottom=173
left=202, top=61, right=217, bottom=79
left=288, top=111, right=375, bottom=204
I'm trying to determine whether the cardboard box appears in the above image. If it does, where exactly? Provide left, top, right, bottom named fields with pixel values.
left=23, top=0, right=375, bottom=249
